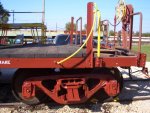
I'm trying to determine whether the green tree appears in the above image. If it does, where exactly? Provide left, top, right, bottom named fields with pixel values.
left=0, top=2, right=10, bottom=24
left=142, top=33, right=150, bottom=37
left=109, top=30, right=115, bottom=36
left=65, top=22, right=76, bottom=31
left=135, top=31, right=139, bottom=37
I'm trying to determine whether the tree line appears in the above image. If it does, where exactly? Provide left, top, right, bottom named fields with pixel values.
left=109, top=30, right=150, bottom=37
left=0, top=2, right=10, bottom=24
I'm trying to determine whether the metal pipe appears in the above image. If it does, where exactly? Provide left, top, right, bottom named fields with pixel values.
left=76, top=20, right=78, bottom=45
left=76, top=17, right=82, bottom=45
left=12, top=10, right=15, bottom=24
left=114, top=16, right=116, bottom=48
left=70, top=17, right=74, bottom=45
left=8, top=12, right=43, bottom=13
left=80, top=18, right=83, bottom=45
left=40, top=0, right=46, bottom=44
left=129, top=6, right=134, bottom=50
left=76, top=17, right=82, bottom=23
left=42, top=0, right=45, bottom=25
left=130, top=12, right=143, bottom=52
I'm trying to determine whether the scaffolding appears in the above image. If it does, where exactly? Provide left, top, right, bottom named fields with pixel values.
left=0, top=23, right=46, bottom=45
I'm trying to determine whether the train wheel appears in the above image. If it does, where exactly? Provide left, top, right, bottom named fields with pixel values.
left=106, top=68, right=123, bottom=99
left=11, top=69, right=49, bottom=105
left=111, top=68, right=123, bottom=92
left=91, top=68, right=123, bottom=102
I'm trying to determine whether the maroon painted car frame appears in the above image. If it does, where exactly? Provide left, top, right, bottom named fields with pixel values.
left=0, top=2, right=148, bottom=105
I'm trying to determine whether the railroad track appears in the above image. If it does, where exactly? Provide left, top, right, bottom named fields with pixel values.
left=0, top=102, right=25, bottom=108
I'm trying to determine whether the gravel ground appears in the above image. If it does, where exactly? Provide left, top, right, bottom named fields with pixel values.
left=0, top=62, right=149, bottom=113
left=0, top=100, right=150, bottom=113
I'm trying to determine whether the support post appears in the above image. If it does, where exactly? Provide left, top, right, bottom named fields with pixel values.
left=70, top=17, right=74, bottom=45
left=41, top=0, right=45, bottom=44
left=122, top=24, right=127, bottom=49
left=80, top=17, right=82, bottom=45
left=76, top=17, right=82, bottom=45
left=42, top=0, right=45, bottom=25
left=128, top=5, right=134, bottom=50
left=87, top=2, right=94, bottom=67
left=122, top=5, right=134, bottom=49
left=114, top=16, right=116, bottom=47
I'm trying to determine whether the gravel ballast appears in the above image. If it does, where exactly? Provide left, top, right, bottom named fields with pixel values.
left=0, top=100, right=150, bottom=113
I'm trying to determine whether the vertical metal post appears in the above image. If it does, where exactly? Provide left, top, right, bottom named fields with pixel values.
left=42, top=0, right=45, bottom=25
left=80, top=17, right=82, bottom=45
left=41, top=0, right=45, bottom=44
left=11, top=10, right=15, bottom=23
left=139, top=13, right=143, bottom=52
left=56, top=23, right=57, bottom=32
left=122, top=23, right=127, bottom=48
left=114, top=16, right=116, bottom=47
left=70, top=17, right=74, bottom=45
left=87, top=2, right=94, bottom=67
left=13, top=10, right=15, bottom=24
left=76, top=20, right=78, bottom=45
left=76, top=17, right=82, bottom=45
left=106, top=21, right=109, bottom=46
left=127, top=5, right=134, bottom=50
left=129, top=12, right=143, bottom=52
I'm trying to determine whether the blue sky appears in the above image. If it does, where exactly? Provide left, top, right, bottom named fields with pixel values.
left=0, top=0, right=150, bottom=32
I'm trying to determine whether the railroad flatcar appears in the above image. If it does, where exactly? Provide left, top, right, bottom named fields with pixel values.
left=0, top=2, right=148, bottom=105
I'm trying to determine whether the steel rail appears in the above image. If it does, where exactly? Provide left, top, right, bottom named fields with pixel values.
left=0, top=102, right=26, bottom=108
left=124, top=78, right=150, bottom=82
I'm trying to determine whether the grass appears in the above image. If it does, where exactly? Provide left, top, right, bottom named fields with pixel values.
left=132, top=44, right=150, bottom=61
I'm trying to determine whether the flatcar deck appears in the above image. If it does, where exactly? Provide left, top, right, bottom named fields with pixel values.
left=0, top=44, right=86, bottom=58
left=0, top=44, right=137, bottom=58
